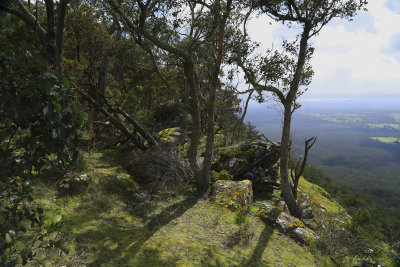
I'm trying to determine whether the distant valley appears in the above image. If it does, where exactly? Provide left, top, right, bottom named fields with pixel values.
left=246, top=99, right=400, bottom=207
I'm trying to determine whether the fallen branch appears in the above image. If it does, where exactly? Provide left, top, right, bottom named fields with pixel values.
left=72, top=82, right=158, bottom=150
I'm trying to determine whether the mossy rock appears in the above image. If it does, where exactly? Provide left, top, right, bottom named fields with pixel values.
left=210, top=180, right=253, bottom=213
left=289, top=227, right=319, bottom=245
left=211, top=141, right=280, bottom=190
left=257, top=202, right=281, bottom=221
left=276, top=212, right=302, bottom=233
left=158, top=127, right=181, bottom=144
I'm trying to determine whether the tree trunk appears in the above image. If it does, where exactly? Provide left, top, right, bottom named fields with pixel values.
left=55, top=0, right=69, bottom=73
left=280, top=24, right=311, bottom=218
left=185, top=62, right=201, bottom=180
left=280, top=103, right=302, bottom=218
left=180, top=79, right=190, bottom=144
left=200, top=0, right=232, bottom=193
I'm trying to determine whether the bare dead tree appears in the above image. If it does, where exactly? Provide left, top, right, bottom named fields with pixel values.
left=290, top=136, right=317, bottom=199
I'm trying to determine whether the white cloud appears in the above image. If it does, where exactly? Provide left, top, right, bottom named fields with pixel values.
left=247, top=0, right=400, bottom=100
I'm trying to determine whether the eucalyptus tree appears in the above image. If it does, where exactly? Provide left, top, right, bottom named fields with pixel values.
left=0, top=0, right=71, bottom=73
left=106, top=0, right=245, bottom=192
left=237, top=0, right=367, bottom=217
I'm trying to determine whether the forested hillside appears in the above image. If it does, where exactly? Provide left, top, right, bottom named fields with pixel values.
left=0, top=0, right=399, bottom=266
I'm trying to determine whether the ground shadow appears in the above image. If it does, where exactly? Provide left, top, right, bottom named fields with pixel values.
left=81, top=196, right=198, bottom=266
left=245, top=224, right=274, bottom=266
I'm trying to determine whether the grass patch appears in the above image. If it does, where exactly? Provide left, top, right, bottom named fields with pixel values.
left=29, top=149, right=327, bottom=266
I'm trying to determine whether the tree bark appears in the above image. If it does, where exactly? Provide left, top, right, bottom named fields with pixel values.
left=279, top=24, right=311, bottom=218
left=200, top=0, right=233, bottom=193
left=280, top=103, right=302, bottom=217
left=180, top=79, right=190, bottom=144
left=185, top=61, right=201, bottom=180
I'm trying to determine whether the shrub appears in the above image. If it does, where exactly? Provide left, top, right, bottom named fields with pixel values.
left=123, top=146, right=193, bottom=196
left=0, top=46, right=85, bottom=265
left=211, top=170, right=233, bottom=182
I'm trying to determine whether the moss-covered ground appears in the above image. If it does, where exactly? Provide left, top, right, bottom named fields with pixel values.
left=28, top=149, right=394, bottom=266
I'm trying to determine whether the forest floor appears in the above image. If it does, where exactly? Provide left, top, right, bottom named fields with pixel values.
left=28, top=149, right=393, bottom=266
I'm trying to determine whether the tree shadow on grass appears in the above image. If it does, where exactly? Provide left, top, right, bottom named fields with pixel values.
left=246, top=224, right=274, bottom=266
left=68, top=196, right=198, bottom=266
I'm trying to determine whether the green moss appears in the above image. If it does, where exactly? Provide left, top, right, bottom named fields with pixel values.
left=158, top=127, right=179, bottom=142
left=217, top=146, right=245, bottom=160
left=211, top=170, right=233, bottom=182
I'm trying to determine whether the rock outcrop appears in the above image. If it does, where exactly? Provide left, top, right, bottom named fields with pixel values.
left=212, top=141, right=280, bottom=192
left=210, top=180, right=253, bottom=212
left=257, top=199, right=319, bottom=244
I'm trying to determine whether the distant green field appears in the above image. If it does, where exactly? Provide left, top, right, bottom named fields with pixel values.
left=390, top=113, right=400, bottom=123
left=369, top=137, right=400, bottom=144
left=308, top=113, right=368, bottom=124
left=366, top=123, right=400, bottom=130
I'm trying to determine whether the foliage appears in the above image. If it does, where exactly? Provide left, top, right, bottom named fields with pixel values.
left=211, top=170, right=233, bottom=182
left=0, top=177, right=68, bottom=266
left=302, top=165, right=400, bottom=249
left=316, top=211, right=382, bottom=264
left=0, top=46, right=86, bottom=265
left=0, top=46, right=87, bottom=177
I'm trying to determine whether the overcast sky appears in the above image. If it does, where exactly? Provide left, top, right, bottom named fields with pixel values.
left=246, top=0, right=400, bottom=101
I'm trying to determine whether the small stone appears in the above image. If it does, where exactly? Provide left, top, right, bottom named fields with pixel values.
left=301, top=207, right=314, bottom=219
left=318, top=203, right=327, bottom=212
left=257, top=202, right=281, bottom=221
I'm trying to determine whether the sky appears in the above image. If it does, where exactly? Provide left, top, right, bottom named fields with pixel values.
left=246, top=0, right=400, bottom=101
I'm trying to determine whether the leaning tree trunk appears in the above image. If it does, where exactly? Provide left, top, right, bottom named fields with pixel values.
left=280, top=103, right=302, bottom=218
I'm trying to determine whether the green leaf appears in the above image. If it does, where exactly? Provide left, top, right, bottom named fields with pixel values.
left=61, top=77, right=70, bottom=87
left=5, top=233, right=11, bottom=243
left=60, top=247, right=69, bottom=255
left=56, top=103, right=61, bottom=112
left=81, top=112, right=88, bottom=120
left=53, top=215, right=62, bottom=223
left=8, top=258, right=22, bottom=267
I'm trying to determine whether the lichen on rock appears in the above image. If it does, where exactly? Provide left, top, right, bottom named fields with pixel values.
left=290, top=227, right=319, bottom=244
left=210, top=180, right=253, bottom=213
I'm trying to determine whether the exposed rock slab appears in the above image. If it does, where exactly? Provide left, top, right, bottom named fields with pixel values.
left=210, top=180, right=253, bottom=212
left=257, top=200, right=319, bottom=244
left=276, top=212, right=305, bottom=233
left=290, top=227, right=319, bottom=244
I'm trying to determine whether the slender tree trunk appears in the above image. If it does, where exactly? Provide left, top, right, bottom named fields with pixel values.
left=185, top=62, right=201, bottom=180
left=200, top=0, right=232, bottom=193
left=279, top=25, right=311, bottom=218
left=180, top=79, right=190, bottom=144
left=280, top=103, right=302, bottom=217
left=55, top=0, right=69, bottom=73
